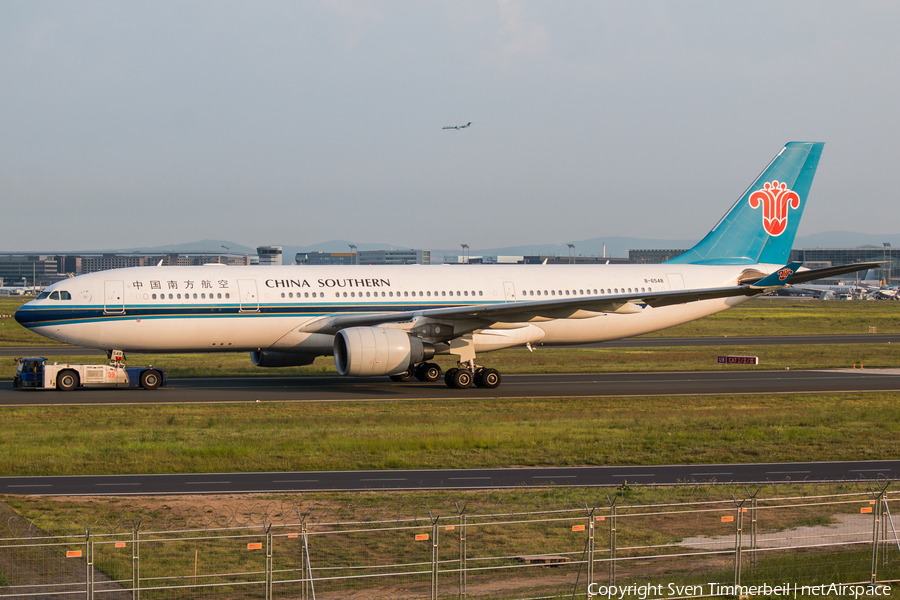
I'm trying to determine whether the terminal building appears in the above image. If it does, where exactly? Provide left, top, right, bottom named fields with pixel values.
left=295, top=249, right=430, bottom=266
left=257, top=246, right=283, bottom=266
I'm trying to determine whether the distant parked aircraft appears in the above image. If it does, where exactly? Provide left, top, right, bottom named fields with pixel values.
left=442, top=122, right=472, bottom=130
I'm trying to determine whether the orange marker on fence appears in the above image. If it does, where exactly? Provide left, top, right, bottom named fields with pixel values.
left=66, top=550, right=82, bottom=558
left=247, top=543, right=263, bottom=550
left=572, top=525, right=585, bottom=532
left=721, top=516, right=734, bottom=522
left=415, top=534, right=429, bottom=541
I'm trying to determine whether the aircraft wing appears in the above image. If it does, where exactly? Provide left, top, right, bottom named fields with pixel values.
left=299, top=281, right=775, bottom=334
left=299, top=261, right=880, bottom=336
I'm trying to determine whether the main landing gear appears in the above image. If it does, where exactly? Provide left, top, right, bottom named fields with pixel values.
left=445, top=364, right=501, bottom=389
left=389, top=361, right=503, bottom=389
left=389, top=362, right=442, bottom=383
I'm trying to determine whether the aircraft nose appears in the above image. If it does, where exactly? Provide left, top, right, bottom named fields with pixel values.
left=14, top=305, right=33, bottom=325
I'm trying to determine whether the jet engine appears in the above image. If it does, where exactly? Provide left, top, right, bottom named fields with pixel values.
left=334, top=327, right=435, bottom=377
left=251, top=350, right=318, bottom=368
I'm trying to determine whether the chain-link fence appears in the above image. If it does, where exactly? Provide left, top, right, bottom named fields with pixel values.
left=0, top=485, right=898, bottom=599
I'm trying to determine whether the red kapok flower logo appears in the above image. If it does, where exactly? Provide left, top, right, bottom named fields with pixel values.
left=778, top=268, right=794, bottom=281
left=749, top=181, right=800, bottom=237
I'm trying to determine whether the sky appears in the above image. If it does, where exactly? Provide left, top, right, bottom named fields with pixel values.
left=2, top=1, right=900, bottom=252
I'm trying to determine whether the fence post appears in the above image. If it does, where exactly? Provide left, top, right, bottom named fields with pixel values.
left=265, top=523, right=273, bottom=600
left=587, top=511, right=595, bottom=593
left=732, top=501, right=744, bottom=589
left=871, top=490, right=884, bottom=585
left=459, top=513, right=467, bottom=600
left=132, top=522, right=140, bottom=600
left=750, top=495, right=758, bottom=570
left=301, top=520, right=311, bottom=600
left=430, top=516, right=440, bottom=600
left=85, top=528, right=93, bottom=600
left=609, top=501, right=617, bottom=585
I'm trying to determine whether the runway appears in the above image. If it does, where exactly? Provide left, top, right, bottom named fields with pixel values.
left=1, top=460, right=896, bottom=496
left=3, top=368, right=900, bottom=406
left=2, top=333, right=899, bottom=358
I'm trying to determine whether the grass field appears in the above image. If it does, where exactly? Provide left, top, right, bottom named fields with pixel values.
left=1, top=392, right=898, bottom=477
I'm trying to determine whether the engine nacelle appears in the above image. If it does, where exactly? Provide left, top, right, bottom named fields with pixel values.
left=334, top=327, right=434, bottom=377
left=251, top=350, right=318, bottom=368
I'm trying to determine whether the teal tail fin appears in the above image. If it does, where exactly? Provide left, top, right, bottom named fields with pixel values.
left=666, top=142, right=824, bottom=265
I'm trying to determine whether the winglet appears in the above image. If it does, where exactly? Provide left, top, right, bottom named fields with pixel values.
left=750, top=262, right=803, bottom=288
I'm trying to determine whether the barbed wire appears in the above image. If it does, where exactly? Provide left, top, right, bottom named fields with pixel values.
left=2, top=479, right=893, bottom=538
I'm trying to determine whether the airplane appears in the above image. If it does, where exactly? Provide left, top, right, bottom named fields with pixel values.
left=0, top=279, right=38, bottom=296
left=442, top=122, right=472, bottom=130
left=791, top=270, right=889, bottom=299
left=14, top=142, right=881, bottom=389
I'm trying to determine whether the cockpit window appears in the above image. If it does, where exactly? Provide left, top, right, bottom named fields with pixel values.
left=59, top=291, right=71, bottom=300
left=37, top=291, right=51, bottom=300
left=49, top=291, right=59, bottom=300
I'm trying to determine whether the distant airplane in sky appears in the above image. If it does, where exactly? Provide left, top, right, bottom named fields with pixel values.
left=442, top=122, right=471, bottom=130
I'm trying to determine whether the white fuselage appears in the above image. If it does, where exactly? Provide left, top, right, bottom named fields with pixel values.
left=19, top=262, right=768, bottom=356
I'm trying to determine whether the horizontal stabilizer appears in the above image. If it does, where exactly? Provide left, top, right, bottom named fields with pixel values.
left=742, top=261, right=884, bottom=287
left=750, top=262, right=804, bottom=288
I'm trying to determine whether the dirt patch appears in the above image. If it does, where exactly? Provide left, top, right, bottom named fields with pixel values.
left=679, top=513, right=874, bottom=550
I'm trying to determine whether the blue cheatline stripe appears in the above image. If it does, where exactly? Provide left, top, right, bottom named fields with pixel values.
left=18, top=301, right=498, bottom=329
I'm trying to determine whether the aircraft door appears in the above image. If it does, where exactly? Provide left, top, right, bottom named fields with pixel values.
left=666, top=274, right=685, bottom=291
left=238, top=279, right=260, bottom=312
left=503, top=281, right=517, bottom=302
left=104, top=280, right=125, bottom=314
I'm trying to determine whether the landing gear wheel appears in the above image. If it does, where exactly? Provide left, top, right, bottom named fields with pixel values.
left=389, top=366, right=416, bottom=382
left=450, top=368, right=473, bottom=389
left=140, top=370, right=161, bottom=390
left=56, top=370, right=79, bottom=392
left=480, top=368, right=501, bottom=389
left=444, top=368, right=459, bottom=388
left=415, top=362, right=442, bottom=382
